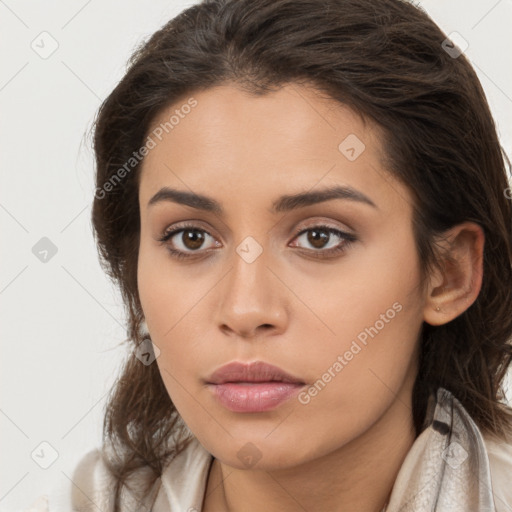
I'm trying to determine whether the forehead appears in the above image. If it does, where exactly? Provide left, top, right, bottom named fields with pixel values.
left=144, top=82, right=381, bottom=158
left=138, top=82, right=407, bottom=216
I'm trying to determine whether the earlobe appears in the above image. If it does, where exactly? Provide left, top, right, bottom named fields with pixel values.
left=423, top=222, right=485, bottom=326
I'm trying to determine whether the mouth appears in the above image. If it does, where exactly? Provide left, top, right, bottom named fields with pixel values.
left=205, top=361, right=306, bottom=412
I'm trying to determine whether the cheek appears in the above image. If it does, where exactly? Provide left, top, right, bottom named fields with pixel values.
left=304, top=232, right=423, bottom=408
left=137, top=242, right=212, bottom=389
left=137, top=239, right=191, bottom=336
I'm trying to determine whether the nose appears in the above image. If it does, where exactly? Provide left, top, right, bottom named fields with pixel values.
left=214, top=246, right=289, bottom=339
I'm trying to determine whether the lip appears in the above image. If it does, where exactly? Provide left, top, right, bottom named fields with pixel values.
left=206, top=360, right=305, bottom=385
left=205, top=361, right=306, bottom=413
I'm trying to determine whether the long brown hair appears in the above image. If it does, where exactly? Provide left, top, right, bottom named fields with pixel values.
left=90, top=0, right=512, bottom=508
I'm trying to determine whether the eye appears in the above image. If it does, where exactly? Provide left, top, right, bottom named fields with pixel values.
left=290, top=225, right=357, bottom=258
left=157, top=223, right=220, bottom=260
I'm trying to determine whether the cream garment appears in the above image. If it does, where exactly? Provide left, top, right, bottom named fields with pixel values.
left=24, top=388, right=512, bottom=512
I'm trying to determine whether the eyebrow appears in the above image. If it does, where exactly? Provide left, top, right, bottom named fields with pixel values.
left=147, top=184, right=378, bottom=214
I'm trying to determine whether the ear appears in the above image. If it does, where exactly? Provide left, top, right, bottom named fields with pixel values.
left=423, top=222, right=485, bottom=326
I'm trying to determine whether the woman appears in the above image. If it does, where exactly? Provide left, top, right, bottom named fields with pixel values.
left=25, top=0, right=512, bottom=511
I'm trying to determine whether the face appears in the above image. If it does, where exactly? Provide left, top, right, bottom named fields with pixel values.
left=137, top=82, right=426, bottom=470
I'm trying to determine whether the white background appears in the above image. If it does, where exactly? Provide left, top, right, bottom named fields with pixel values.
left=1, top=0, right=511, bottom=509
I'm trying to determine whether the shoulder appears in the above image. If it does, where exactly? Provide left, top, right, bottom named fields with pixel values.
left=23, top=438, right=209, bottom=512
left=23, top=447, right=116, bottom=512
left=482, top=432, right=512, bottom=512
left=157, top=436, right=214, bottom=511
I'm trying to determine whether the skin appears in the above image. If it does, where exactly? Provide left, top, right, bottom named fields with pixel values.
left=137, top=83, right=484, bottom=512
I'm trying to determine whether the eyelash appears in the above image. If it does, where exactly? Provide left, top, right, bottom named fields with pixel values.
left=157, top=222, right=357, bottom=261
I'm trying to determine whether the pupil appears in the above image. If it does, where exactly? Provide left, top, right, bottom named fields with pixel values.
left=184, top=229, right=204, bottom=250
left=308, top=229, right=328, bottom=249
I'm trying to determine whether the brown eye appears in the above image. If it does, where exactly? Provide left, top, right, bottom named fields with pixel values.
left=292, top=226, right=356, bottom=254
left=158, top=225, right=220, bottom=259
left=179, top=229, right=207, bottom=250
left=305, top=228, right=331, bottom=249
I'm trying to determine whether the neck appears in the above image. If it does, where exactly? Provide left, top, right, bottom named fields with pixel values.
left=203, top=384, right=417, bottom=512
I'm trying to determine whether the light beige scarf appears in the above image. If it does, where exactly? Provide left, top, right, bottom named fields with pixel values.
left=386, top=387, right=497, bottom=511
